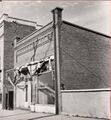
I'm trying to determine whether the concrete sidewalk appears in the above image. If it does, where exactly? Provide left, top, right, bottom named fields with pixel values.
left=0, top=109, right=107, bottom=120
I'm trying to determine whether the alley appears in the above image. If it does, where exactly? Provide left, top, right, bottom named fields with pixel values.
left=0, top=109, right=106, bottom=120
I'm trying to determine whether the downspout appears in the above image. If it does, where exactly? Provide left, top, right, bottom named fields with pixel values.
left=51, top=7, right=63, bottom=115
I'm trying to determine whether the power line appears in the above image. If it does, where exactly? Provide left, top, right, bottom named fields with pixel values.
left=31, top=38, right=39, bottom=61
left=43, top=34, right=53, bottom=59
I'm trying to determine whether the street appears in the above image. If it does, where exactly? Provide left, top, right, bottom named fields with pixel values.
left=0, top=109, right=107, bottom=120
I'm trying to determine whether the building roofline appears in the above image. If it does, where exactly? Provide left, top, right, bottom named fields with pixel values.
left=9, top=16, right=37, bottom=24
left=15, top=21, right=53, bottom=47
left=63, top=20, right=111, bottom=38
left=0, top=13, right=42, bottom=28
left=15, top=19, right=111, bottom=48
left=0, top=13, right=37, bottom=24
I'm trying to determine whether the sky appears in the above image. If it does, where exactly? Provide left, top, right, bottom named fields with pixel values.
left=0, top=1, right=111, bottom=35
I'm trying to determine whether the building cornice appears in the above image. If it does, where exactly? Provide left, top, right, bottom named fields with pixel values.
left=0, top=14, right=40, bottom=29
left=15, top=21, right=53, bottom=50
left=63, top=20, right=111, bottom=38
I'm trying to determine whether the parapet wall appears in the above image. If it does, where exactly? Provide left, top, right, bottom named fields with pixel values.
left=61, top=89, right=110, bottom=119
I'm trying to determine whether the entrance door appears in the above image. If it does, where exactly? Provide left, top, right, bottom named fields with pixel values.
left=5, top=93, right=8, bottom=109
left=9, top=91, right=13, bottom=109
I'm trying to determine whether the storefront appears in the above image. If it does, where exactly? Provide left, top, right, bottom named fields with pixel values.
left=14, top=18, right=55, bottom=113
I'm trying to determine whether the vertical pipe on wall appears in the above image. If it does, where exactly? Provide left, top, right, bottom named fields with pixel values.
left=51, top=7, right=63, bottom=115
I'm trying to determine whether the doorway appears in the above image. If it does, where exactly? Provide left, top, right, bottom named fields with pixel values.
left=8, top=91, right=13, bottom=109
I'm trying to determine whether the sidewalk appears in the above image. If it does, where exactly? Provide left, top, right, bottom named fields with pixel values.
left=0, top=109, right=107, bottom=120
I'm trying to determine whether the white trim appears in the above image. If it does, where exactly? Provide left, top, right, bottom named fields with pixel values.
left=0, top=14, right=38, bottom=28
left=9, top=16, right=37, bottom=24
left=61, top=88, right=111, bottom=93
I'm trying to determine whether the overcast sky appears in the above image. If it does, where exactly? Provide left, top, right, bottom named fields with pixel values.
left=0, top=1, right=110, bottom=35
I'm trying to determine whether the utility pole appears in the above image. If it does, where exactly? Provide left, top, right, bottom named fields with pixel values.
left=51, top=7, right=63, bottom=115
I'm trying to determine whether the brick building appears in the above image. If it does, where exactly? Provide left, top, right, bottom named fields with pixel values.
left=14, top=20, right=55, bottom=112
left=0, top=14, right=41, bottom=109
left=14, top=8, right=111, bottom=119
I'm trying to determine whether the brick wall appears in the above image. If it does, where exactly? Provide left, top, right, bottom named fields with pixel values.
left=14, top=24, right=54, bottom=107
left=3, top=21, right=36, bottom=84
left=60, top=21, right=110, bottom=89
left=15, top=25, right=54, bottom=67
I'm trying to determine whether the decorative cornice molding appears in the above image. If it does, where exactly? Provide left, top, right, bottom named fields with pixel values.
left=15, top=22, right=53, bottom=49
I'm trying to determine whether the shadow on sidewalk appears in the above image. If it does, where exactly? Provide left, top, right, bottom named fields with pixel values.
left=27, top=114, right=57, bottom=120
left=0, top=111, right=31, bottom=118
